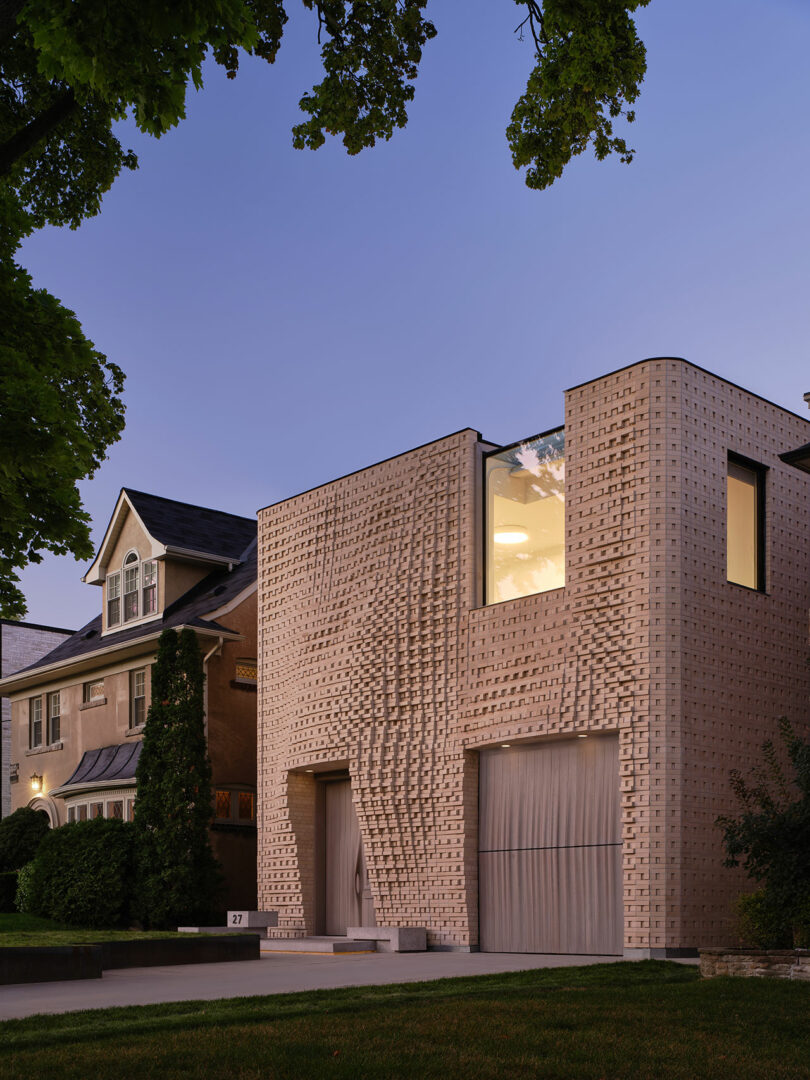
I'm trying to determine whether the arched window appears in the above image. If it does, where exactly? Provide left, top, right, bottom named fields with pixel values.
left=106, top=551, right=159, bottom=628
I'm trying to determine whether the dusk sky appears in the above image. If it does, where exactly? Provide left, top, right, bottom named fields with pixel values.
left=16, top=0, right=810, bottom=629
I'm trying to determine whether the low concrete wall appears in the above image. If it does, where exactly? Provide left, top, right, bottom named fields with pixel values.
left=100, top=934, right=260, bottom=969
left=700, top=948, right=810, bottom=980
left=0, top=945, right=102, bottom=984
left=0, top=934, right=260, bottom=985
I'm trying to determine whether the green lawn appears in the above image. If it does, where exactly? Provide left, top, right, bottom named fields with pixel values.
left=0, top=912, right=188, bottom=946
left=3, top=961, right=810, bottom=1079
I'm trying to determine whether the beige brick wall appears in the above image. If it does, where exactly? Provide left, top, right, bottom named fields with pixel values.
left=257, top=359, right=810, bottom=950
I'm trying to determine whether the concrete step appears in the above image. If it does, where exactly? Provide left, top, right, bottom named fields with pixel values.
left=261, top=936, right=377, bottom=954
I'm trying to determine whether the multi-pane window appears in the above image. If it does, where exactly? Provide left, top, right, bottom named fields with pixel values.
left=109, top=800, right=124, bottom=820
left=142, top=560, right=157, bottom=615
left=90, top=801, right=104, bottom=819
left=215, top=789, right=256, bottom=823
left=83, top=679, right=104, bottom=704
left=727, top=455, right=765, bottom=591
left=235, top=658, right=257, bottom=685
left=107, top=571, right=121, bottom=627
left=124, top=553, right=139, bottom=621
left=47, top=691, right=61, bottom=744
left=485, top=430, right=566, bottom=604
left=131, top=668, right=146, bottom=728
left=29, top=697, right=42, bottom=748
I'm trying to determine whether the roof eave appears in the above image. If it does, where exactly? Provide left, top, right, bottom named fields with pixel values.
left=779, top=445, right=810, bottom=474
left=0, top=624, right=241, bottom=696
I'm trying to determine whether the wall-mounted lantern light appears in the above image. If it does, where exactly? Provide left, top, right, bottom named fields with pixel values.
left=30, top=772, right=43, bottom=793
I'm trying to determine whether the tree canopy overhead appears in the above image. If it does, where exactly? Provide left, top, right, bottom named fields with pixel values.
left=1, top=0, right=651, bottom=244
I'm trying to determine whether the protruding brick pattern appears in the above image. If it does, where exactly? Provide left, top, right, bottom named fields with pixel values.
left=258, top=360, right=810, bottom=951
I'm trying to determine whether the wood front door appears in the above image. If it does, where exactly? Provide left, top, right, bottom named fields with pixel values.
left=323, top=779, right=376, bottom=935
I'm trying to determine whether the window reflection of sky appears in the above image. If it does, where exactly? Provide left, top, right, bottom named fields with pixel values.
left=486, top=432, right=565, bottom=604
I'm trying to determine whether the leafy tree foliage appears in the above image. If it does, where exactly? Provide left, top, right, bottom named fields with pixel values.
left=0, top=806, right=49, bottom=871
left=0, top=199, right=125, bottom=619
left=716, top=718, right=810, bottom=948
left=1, top=0, right=651, bottom=241
left=134, top=629, right=222, bottom=928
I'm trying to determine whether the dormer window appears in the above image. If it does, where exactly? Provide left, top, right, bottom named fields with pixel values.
left=142, top=560, right=157, bottom=615
left=123, top=552, right=139, bottom=621
left=107, top=572, right=121, bottom=627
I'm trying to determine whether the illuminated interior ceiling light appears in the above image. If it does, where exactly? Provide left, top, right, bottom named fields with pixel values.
left=577, top=734, right=588, bottom=739
left=494, top=526, right=529, bottom=545
left=501, top=743, right=511, bottom=748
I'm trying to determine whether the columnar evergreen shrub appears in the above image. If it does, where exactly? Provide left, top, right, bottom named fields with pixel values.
left=0, top=807, right=50, bottom=870
left=17, top=818, right=135, bottom=927
left=134, top=628, right=222, bottom=927
left=717, top=717, right=810, bottom=948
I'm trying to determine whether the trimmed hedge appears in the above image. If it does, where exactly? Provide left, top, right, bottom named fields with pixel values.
left=19, top=818, right=135, bottom=928
left=0, top=807, right=50, bottom=871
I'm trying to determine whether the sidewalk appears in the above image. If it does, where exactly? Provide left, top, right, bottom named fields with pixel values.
left=0, top=949, right=639, bottom=1021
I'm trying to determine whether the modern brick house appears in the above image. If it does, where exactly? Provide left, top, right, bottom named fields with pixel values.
left=257, top=358, right=810, bottom=956
left=0, top=490, right=259, bottom=911
left=1, top=620, right=75, bottom=818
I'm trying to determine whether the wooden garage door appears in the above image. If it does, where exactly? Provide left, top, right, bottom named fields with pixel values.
left=479, top=735, right=622, bottom=954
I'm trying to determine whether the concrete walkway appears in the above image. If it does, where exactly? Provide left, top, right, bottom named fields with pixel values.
left=0, top=949, right=636, bottom=1021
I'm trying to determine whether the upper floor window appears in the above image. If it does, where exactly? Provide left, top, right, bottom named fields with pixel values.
left=130, top=668, right=146, bottom=728
left=47, top=691, right=61, bottom=744
left=83, top=679, right=105, bottom=704
left=29, top=697, right=42, bottom=748
left=727, top=453, right=766, bottom=591
left=485, top=430, right=565, bottom=604
left=107, top=572, right=121, bottom=626
left=107, top=552, right=159, bottom=628
left=142, top=560, right=157, bottom=615
left=123, top=552, right=139, bottom=620
left=234, top=658, right=257, bottom=686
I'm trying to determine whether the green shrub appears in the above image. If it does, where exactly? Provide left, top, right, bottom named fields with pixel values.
left=20, top=818, right=135, bottom=928
left=735, top=890, right=793, bottom=949
left=14, top=862, right=35, bottom=914
left=0, top=870, right=18, bottom=912
left=0, top=807, right=50, bottom=870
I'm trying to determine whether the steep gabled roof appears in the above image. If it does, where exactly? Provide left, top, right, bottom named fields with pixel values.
left=84, top=489, right=256, bottom=584
left=124, top=490, right=256, bottom=562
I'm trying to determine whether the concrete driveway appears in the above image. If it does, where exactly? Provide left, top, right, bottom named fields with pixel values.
left=0, top=949, right=634, bottom=1021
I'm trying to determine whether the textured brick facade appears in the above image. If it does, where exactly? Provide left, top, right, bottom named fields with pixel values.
left=257, top=359, right=810, bottom=952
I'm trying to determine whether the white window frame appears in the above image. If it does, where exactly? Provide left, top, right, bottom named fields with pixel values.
left=29, top=696, right=42, bottom=749
left=141, top=560, right=158, bottom=615
left=130, top=668, right=147, bottom=729
left=123, top=551, right=139, bottom=622
left=47, top=691, right=61, bottom=744
left=107, top=570, right=121, bottom=627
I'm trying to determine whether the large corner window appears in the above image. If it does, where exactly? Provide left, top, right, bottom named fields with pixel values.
left=727, top=453, right=766, bottom=591
left=485, top=430, right=565, bottom=604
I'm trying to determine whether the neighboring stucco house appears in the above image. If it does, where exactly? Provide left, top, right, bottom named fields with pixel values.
left=1, top=620, right=75, bottom=818
left=0, top=490, right=259, bottom=911
left=256, top=357, right=810, bottom=956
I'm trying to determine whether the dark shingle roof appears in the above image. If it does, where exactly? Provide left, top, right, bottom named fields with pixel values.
left=125, top=489, right=256, bottom=562
left=62, top=742, right=141, bottom=788
left=15, top=541, right=256, bottom=675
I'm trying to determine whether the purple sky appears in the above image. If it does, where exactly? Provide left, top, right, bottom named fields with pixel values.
left=16, top=0, right=810, bottom=629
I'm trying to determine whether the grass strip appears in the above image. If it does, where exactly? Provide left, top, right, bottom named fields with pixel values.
left=3, top=961, right=810, bottom=1079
